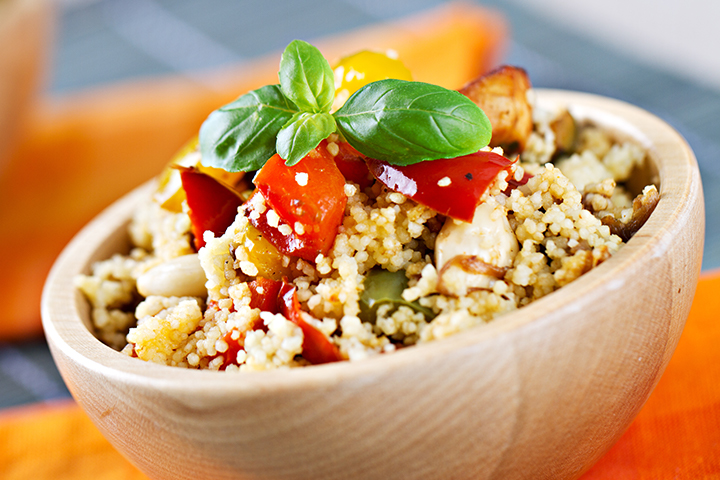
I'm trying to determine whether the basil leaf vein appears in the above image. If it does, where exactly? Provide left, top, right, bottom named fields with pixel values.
left=199, top=85, right=299, bottom=172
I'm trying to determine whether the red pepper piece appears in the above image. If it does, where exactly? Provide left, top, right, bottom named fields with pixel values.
left=248, top=277, right=282, bottom=321
left=366, top=151, right=515, bottom=222
left=218, top=331, right=244, bottom=370
left=333, top=141, right=373, bottom=189
left=179, top=166, right=244, bottom=249
left=278, top=282, right=342, bottom=365
left=251, top=142, right=347, bottom=262
left=504, top=168, right=532, bottom=195
left=245, top=190, right=307, bottom=259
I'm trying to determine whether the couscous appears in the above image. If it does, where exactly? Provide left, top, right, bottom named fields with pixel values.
left=76, top=42, right=658, bottom=371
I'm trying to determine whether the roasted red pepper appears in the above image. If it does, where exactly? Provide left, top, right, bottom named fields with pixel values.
left=250, top=142, right=347, bottom=262
left=278, top=282, right=342, bottom=365
left=179, top=166, right=244, bottom=249
left=366, top=151, right=515, bottom=222
left=248, top=277, right=282, bottom=317
left=332, top=141, right=373, bottom=189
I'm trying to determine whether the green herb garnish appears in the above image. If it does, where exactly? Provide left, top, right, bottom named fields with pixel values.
left=199, top=84, right=299, bottom=172
left=199, top=40, right=492, bottom=171
left=334, top=79, right=491, bottom=165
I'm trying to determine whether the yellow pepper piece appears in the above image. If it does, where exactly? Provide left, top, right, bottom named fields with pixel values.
left=332, top=50, right=412, bottom=110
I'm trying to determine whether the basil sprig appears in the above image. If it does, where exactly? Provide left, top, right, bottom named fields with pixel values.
left=199, top=40, right=492, bottom=172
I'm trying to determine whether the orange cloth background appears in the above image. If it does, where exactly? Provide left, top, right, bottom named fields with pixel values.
left=2, top=271, right=719, bottom=479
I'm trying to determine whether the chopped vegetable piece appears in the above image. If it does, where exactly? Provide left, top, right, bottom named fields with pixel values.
left=278, top=282, right=342, bottom=365
left=155, top=137, right=248, bottom=212
left=359, top=269, right=432, bottom=323
left=251, top=141, right=347, bottom=261
left=332, top=50, right=413, bottom=110
left=601, top=186, right=660, bottom=242
left=248, top=277, right=282, bottom=315
left=366, top=150, right=515, bottom=222
left=459, top=65, right=533, bottom=153
left=240, top=222, right=294, bottom=281
left=332, top=141, right=373, bottom=188
left=550, top=109, right=577, bottom=154
left=179, top=166, right=244, bottom=249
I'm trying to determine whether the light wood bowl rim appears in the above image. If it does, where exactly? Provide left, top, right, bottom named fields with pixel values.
left=41, top=89, right=702, bottom=395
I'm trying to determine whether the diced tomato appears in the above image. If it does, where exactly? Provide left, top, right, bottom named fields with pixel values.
left=333, top=141, right=373, bottom=189
left=251, top=142, right=347, bottom=262
left=179, top=166, right=244, bottom=249
left=278, top=282, right=342, bottom=365
left=366, top=151, right=515, bottom=222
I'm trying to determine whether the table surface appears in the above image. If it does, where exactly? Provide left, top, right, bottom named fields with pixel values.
left=3, top=0, right=719, bottom=411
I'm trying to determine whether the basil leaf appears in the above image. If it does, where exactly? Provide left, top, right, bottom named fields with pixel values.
left=279, top=40, right=335, bottom=114
left=276, top=112, right=337, bottom=166
left=199, top=85, right=299, bottom=172
left=334, top=79, right=492, bottom=165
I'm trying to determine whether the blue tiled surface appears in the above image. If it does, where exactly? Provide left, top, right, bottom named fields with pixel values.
left=3, top=0, right=718, bottom=409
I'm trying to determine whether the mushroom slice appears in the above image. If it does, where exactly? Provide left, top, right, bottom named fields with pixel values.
left=602, top=185, right=660, bottom=242
left=435, top=201, right=518, bottom=297
left=459, top=65, right=533, bottom=153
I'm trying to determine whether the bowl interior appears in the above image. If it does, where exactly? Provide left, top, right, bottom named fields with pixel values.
left=43, top=88, right=702, bottom=390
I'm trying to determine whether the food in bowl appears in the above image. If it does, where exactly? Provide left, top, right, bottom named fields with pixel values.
left=75, top=41, right=658, bottom=371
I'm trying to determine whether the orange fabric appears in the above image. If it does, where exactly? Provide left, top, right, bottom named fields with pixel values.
left=0, top=400, right=148, bottom=480
left=580, top=270, right=720, bottom=479
left=0, top=2, right=506, bottom=340
left=1, top=272, right=719, bottom=479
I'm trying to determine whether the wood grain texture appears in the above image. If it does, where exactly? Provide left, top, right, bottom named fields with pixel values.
left=41, top=90, right=704, bottom=480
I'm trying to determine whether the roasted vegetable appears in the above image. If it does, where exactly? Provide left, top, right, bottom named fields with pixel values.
left=359, top=269, right=432, bottom=323
left=236, top=222, right=294, bottom=281
left=459, top=65, right=533, bottom=153
left=366, top=150, right=515, bottom=222
left=550, top=109, right=577, bottom=154
left=278, top=282, right=343, bottom=365
left=179, top=166, right=245, bottom=250
left=331, top=141, right=373, bottom=189
left=155, top=137, right=248, bottom=212
left=602, top=186, right=660, bottom=242
left=249, top=141, right=347, bottom=262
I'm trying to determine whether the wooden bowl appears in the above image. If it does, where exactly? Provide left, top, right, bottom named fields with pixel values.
left=42, top=90, right=704, bottom=480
